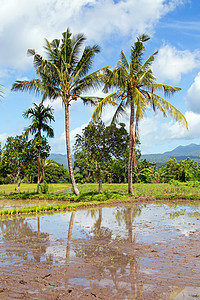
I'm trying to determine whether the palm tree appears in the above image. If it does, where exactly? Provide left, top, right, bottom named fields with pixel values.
left=23, top=102, right=54, bottom=193
left=91, top=34, right=188, bottom=194
left=12, top=29, right=107, bottom=196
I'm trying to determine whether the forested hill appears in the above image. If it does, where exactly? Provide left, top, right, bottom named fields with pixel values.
left=49, top=153, right=69, bottom=167
left=141, top=143, right=200, bottom=168
left=49, top=143, right=200, bottom=168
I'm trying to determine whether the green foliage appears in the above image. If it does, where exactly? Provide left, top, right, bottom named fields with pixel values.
left=160, top=157, right=200, bottom=183
left=39, top=181, right=48, bottom=194
left=44, top=160, right=70, bottom=183
left=12, top=28, right=108, bottom=196
left=74, top=121, right=129, bottom=189
left=91, top=34, right=187, bottom=194
left=1, top=134, right=37, bottom=189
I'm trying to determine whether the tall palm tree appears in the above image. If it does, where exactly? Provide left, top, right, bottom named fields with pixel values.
left=23, top=102, right=54, bottom=193
left=91, top=34, right=188, bottom=194
left=12, top=29, right=107, bottom=196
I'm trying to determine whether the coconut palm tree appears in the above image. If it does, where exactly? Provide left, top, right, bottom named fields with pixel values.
left=91, top=34, right=188, bottom=194
left=23, top=102, right=54, bottom=193
left=12, top=29, right=107, bottom=196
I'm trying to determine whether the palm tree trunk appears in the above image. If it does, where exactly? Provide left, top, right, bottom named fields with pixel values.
left=65, top=104, right=80, bottom=196
left=128, top=103, right=135, bottom=194
left=66, top=211, right=75, bottom=262
left=37, top=147, right=41, bottom=193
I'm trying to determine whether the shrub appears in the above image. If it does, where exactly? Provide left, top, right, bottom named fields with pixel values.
left=39, top=181, right=49, bottom=194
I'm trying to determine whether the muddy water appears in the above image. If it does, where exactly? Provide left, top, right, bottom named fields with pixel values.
left=0, top=203, right=200, bottom=299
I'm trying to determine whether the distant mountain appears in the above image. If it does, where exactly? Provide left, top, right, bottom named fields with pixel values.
left=164, top=143, right=200, bottom=155
left=48, top=153, right=69, bottom=167
left=49, top=144, right=200, bottom=169
left=141, top=143, right=200, bottom=168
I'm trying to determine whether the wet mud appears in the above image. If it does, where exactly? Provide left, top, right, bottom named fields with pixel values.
left=0, top=202, right=200, bottom=299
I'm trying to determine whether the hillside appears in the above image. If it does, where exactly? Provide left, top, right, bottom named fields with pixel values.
left=141, top=143, right=200, bottom=168
left=48, top=153, right=69, bottom=167
left=49, top=144, right=200, bottom=169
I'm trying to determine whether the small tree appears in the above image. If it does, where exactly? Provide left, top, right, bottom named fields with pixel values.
left=74, top=122, right=129, bottom=193
left=2, top=134, right=36, bottom=192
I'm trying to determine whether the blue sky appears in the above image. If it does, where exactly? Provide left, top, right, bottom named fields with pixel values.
left=1, top=0, right=200, bottom=155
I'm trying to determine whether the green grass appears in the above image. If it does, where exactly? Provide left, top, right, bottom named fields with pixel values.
left=0, top=183, right=72, bottom=194
left=0, top=182, right=200, bottom=218
left=79, top=182, right=200, bottom=197
left=0, top=182, right=200, bottom=198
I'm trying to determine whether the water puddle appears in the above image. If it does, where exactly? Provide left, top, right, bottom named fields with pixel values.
left=0, top=202, right=200, bottom=298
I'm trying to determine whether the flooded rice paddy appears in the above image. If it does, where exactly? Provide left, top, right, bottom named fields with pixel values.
left=0, top=201, right=200, bottom=299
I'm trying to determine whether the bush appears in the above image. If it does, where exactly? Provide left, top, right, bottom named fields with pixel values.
left=39, top=181, right=49, bottom=194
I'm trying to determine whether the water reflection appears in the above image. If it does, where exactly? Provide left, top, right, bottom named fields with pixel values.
left=0, top=217, right=52, bottom=264
left=1, top=203, right=200, bottom=298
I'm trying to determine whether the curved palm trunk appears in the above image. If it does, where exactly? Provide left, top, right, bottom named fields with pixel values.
left=128, top=102, right=136, bottom=194
left=36, top=147, right=41, bottom=193
left=65, top=104, right=80, bottom=196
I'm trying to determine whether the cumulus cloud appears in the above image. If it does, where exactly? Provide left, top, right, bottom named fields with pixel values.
left=139, top=110, right=199, bottom=149
left=50, top=123, right=88, bottom=154
left=153, top=44, right=200, bottom=83
left=163, top=111, right=200, bottom=140
left=185, top=72, right=200, bottom=113
left=0, top=0, right=183, bottom=70
left=137, top=109, right=200, bottom=153
left=43, top=97, right=63, bottom=112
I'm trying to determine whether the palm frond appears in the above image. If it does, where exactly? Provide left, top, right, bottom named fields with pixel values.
left=119, top=51, right=129, bottom=70
left=137, top=33, right=151, bottom=43
left=71, top=45, right=101, bottom=82
left=0, top=84, right=5, bottom=98
left=80, top=96, right=103, bottom=106
left=111, top=99, right=128, bottom=125
left=70, top=33, right=87, bottom=67
left=152, top=93, right=188, bottom=129
left=138, top=51, right=158, bottom=75
left=90, top=91, right=118, bottom=123
left=72, top=67, right=109, bottom=95
left=11, top=79, right=43, bottom=96
left=150, top=83, right=181, bottom=97
left=135, top=88, right=148, bottom=121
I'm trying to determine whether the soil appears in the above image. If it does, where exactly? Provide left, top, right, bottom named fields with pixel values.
left=1, top=201, right=200, bottom=299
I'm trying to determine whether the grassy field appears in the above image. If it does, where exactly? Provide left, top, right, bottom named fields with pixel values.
left=0, top=183, right=72, bottom=194
left=0, top=182, right=200, bottom=216
left=0, top=182, right=200, bottom=197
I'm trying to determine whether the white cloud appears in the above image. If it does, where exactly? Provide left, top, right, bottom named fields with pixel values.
left=0, top=133, right=9, bottom=146
left=70, top=123, right=88, bottom=146
left=0, top=0, right=183, bottom=70
left=153, top=44, right=200, bottom=83
left=43, top=97, right=63, bottom=112
left=50, top=123, right=88, bottom=154
left=139, top=110, right=199, bottom=150
left=50, top=132, right=66, bottom=154
left=163, top=111, right=200, bottom=140
left=137, top=109, right=200, bottom=153
left=186, top=72, right=200, bottom=113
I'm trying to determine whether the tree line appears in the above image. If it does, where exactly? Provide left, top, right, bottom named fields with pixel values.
left=1, top=120, right=199, bottom=191
left=1, top=28, right=188, bottom=194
